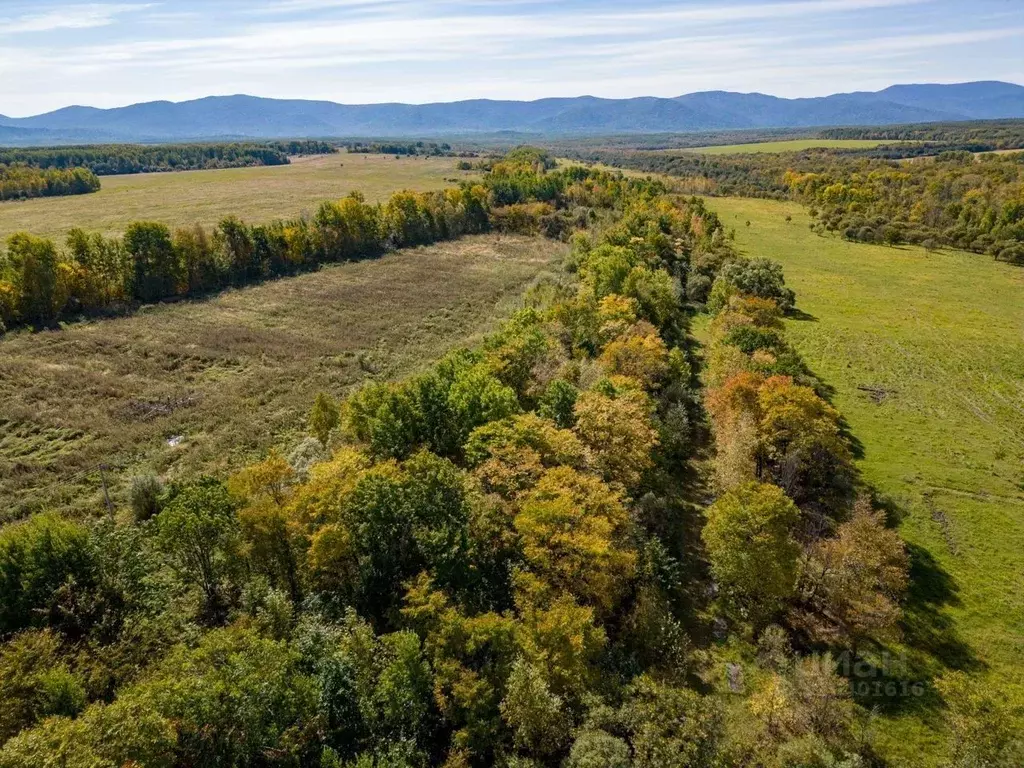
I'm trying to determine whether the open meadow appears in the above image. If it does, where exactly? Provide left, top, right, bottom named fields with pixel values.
left=687, top=138, right=891, bottom=154
left=0, top=152, right=472, bottom=242
left=707, top=196, right=1024, bottom=766
left=0, top=235, right=564, bottom=519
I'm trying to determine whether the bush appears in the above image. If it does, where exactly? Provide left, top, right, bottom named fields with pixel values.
left=717, top=258, right=796, bottom=311
left=129, top=474, right=164, bottom=522
left=565, top=731, right=632, bottom=768
left=723, top=325, right=787, bottom=355
left=0, top=630, right=86, bottom=742
left=997, top=242, right=1024, bottom=264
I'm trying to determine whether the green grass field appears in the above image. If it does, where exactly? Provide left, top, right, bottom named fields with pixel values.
left=707, top=196, right=1024, bottom=765
left=687, top=138, right=891, bottom=154
left=0, top=153, right=471, bottom=242
left=0, top=235, right=563, bottom=519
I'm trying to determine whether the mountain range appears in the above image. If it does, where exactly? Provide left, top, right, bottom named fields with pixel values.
left=1, top=81, right=1022, bottom=145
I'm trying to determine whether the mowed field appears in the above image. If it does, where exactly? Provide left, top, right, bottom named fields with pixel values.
left=0, top=153, right=471, bottom=242
left=0, top=235, right=564, bottom=519
left=687, top=138, right=891, bottom=154
left=708, top=197, right=1024, bottom=765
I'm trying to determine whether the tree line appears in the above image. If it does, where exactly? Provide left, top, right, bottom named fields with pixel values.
left=0, top=150, right=1019, bottom=766
left=0, top=151, right=654, bottom=333
left=346, top=142, right=475, bottom=158
left=0, top=141, right=335, bottom=177
left=572, top=142, right=1024, bottom=262
left=819, top=119, right=1024, bottom=150
left=0, top=186, right=489, bottom=332
left=0, top=165, right=100, bottom=202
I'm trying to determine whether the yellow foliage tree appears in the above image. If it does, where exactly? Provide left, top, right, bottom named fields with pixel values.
left=596, top=294, right=641, bottom=343
left=573, top=389, right=658, bottom=490
left=756, top=376, right=852, bottom=505
left=466, top=413, right=589, bottom=499
left=513, top=573, right=607, bottom=702
left=598, top=322, right=670, bottom=390
left=286, top=448, right=369, bottom=532
left=514, top=467, right=636, bottom=613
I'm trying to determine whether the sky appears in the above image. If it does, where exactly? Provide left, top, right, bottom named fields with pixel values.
left=0, top=0, right=1021, bottom=116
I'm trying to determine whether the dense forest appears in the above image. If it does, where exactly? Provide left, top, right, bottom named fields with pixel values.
left=568, top=150, right=793, bottom=198
left=573, top=142, right=1024, bottom=262
left=1, top=149, right=1017, bottom=766
left=0, top=141, right=335, bottom=177
left=792, top=152, right=1024, bottom=260
left=545, top=129, right=813, bottom=152
left=0, top=164, right=100, bottom=202
left=548, top=120, right=1024, bottom=155
left=820, top=119, right=1024, bottom=150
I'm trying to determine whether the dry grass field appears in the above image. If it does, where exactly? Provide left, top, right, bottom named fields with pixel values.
left=0, top=153, right=473, bottom=242
left=686, top=138, right=892, bottom=154
left=0, top=235, right=564, bottom=519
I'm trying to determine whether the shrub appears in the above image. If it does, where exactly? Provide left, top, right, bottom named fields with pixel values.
left=129, top=474, right=164, bottom=522
left=717, top=258, right=796, bottom=311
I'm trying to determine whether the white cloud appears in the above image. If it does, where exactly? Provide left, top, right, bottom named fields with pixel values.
left=814, top=27, right=1024, bottom=56
left=0, top=2, right=153, bottom=34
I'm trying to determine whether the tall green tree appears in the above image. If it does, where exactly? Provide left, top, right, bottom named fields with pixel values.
left=702, top=482, right=800, bottom=624
left=4, top=233, right=62, bottom=325
left=124, top=221, right=181, bottom=302
left=154, top=479, right=240, bottom=624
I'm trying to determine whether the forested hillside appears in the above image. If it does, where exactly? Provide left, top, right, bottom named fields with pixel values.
left=2, top=82, right=1022, bottom=143
left=2, top=150, right=1015, bottom=766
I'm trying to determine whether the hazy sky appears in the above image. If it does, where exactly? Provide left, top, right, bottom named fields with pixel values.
left=0, top=0, right=1021, bottom=116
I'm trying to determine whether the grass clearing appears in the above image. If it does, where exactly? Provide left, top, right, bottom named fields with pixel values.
left=706, top=196, right=1024, bottom=765
left=0, top=235, right=564, bottom=518
left=684, top=138, right=894, bottom=154
left=0, top=153, right=473, bottom=242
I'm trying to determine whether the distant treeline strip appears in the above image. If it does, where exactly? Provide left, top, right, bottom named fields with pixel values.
left=0, top=164, right=100, bottom=202
left=0, top=147, right=657, bottom=332
left=0, top=140, right=336, bottom=177
left=346, top=141, right=476, bottom=157
left=820, top=118, right=1024, bottom=150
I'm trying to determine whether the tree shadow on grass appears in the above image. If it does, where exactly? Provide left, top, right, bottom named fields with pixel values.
left=799, top=360, right=864, bottom=459
left=838, top=416, right=867, bottom=461
left=846, top=542, right=981, bottom=720
left=787, top=307, right=818, bottom=322
left=901, top=543, right=978, bottom=673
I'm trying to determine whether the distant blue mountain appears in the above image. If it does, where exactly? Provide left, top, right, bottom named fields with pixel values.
left=1, top=81, right=1021, bottom=144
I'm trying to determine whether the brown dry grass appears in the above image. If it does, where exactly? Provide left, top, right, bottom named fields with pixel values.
left=0, top=153, right=474, bottom=242
left=0, top=235, right=564, bottom=518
